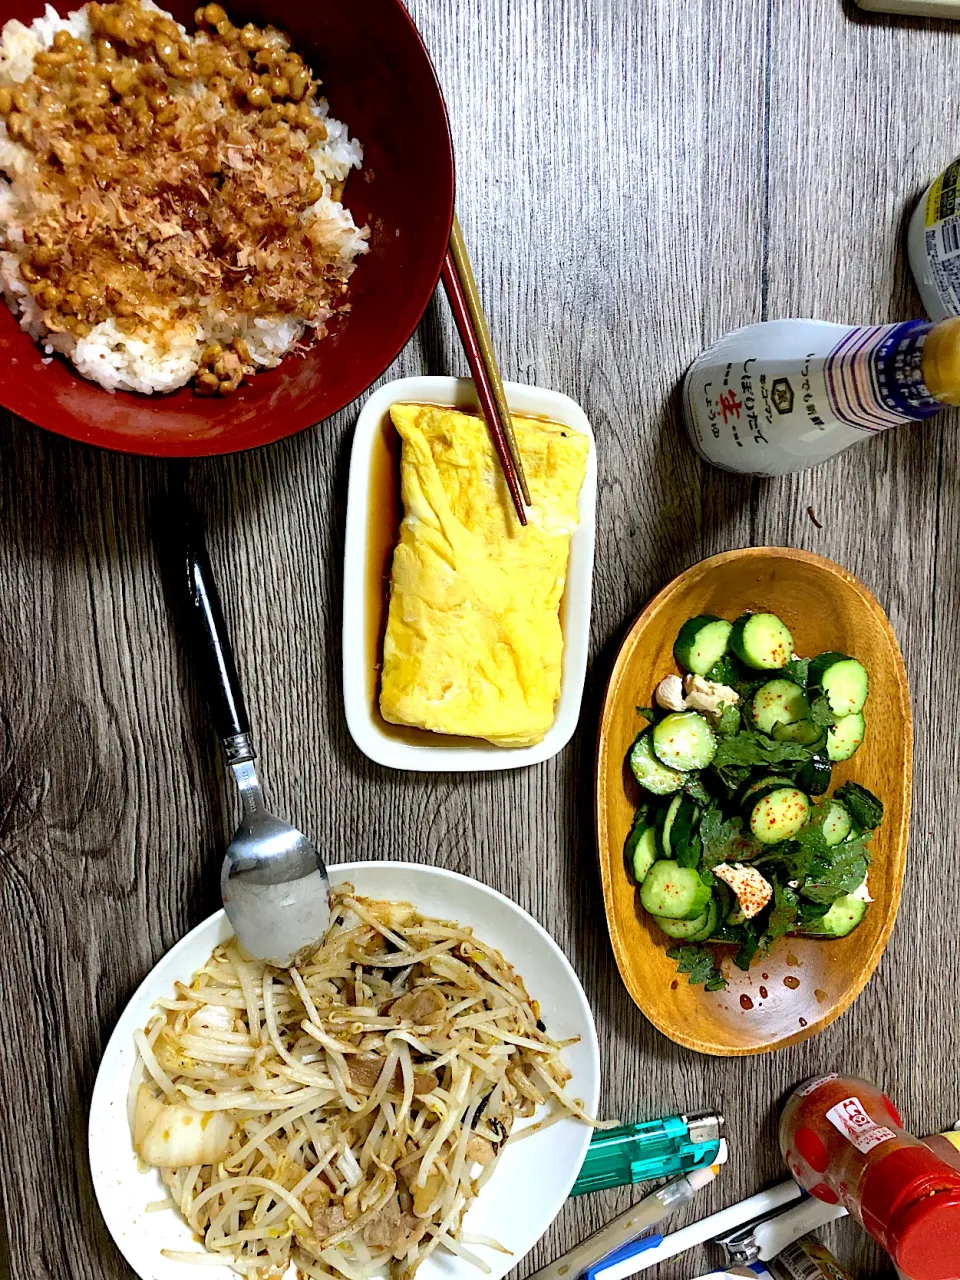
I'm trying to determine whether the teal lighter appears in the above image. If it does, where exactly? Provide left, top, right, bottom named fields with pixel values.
left=571, top=1111, right=725, bottom=1196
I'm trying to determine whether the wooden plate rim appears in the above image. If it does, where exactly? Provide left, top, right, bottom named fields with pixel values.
left=594, top=546, right=913, bottom=1057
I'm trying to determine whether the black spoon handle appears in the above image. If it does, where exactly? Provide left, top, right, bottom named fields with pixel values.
left=158, top=495, right=255, bottom=765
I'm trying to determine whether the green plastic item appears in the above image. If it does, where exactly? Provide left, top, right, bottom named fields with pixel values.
left=571, top=1111, right=723, bottom=1196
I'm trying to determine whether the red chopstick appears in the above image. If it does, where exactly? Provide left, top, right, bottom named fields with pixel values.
left=440, top=249, right=528, bottom=526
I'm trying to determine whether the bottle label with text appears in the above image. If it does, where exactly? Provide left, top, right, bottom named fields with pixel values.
left=825, top=1096, right=897, bottom=1155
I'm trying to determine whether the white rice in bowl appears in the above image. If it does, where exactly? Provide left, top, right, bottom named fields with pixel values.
left=0, top=1, right=369, bottom=395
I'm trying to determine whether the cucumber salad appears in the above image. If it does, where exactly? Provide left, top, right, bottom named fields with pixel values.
left=625, top=610, right=885, bottom=992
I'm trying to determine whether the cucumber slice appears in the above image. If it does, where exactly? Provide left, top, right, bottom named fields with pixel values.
left=667, top=797, right=701, bottom=861
left=752, top=679, right=811, bottom=734
left=748, top=786, right=810, bottom=844
left=798, top=752, right=832, bottom=796
left=822, top=801, right=852, bottom=847
left=772, top=719, right=825, bottom=746
left=809, top=653, right=869, bottom=716
left=688, top=897, right=720, bottom=942
left=800, top=893, right=868, bottom=938
left=730, top=612, right=794, bottom=670
left=827, top=712, right=865, bottom=762
left=673, top=616, right=733, bottom=676
left=659, top=896, right=720, bottom=942
left=661, top=795, right=683, bottom=856
left=657, top=908, right=710, bottom=940
left=740, top=774, right=796, bottom=811
left=630, top=825, right=659, bottom=883
left=640, top=860, right=713, bottom=920
left=652, top=712, right=717, bottom=771
left=629, top=732, right=685, bottom=795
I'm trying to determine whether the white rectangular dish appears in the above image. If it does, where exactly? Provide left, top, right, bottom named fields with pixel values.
left=342, top=375, right=597, bottom=771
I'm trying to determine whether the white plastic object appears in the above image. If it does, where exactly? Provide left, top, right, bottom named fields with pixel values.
left=528, top=1163, right=721, bottom=1280
left=88, top=861, right=601, bottom=1280
left=695, top=1273, right=773, bottom=1280
left=857, top=0, right=960, bottom=15
left=753, top=1198, right=848, bottom=1260
left=589, top=1181, right=803, bottom=1280
left=342, top=375, right=597, bottom=771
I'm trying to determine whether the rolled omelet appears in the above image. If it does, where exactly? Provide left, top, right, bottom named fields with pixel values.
left=379, top=403, right=589, bottom=747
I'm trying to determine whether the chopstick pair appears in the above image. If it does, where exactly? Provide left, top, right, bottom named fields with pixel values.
left=440, top=214, right=531, bottom=525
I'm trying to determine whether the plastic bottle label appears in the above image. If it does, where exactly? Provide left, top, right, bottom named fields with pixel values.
left=823, top=322, right=939, bottom=426
left=797, top=1074, right=838, bottom=1098
left=769, top=1238, right=852, bottom=1280
left=825, top=1096, right=897, bottom=1155
left=919, top=159, right=960, bottom=316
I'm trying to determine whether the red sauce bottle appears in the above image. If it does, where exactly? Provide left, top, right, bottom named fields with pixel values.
left=780, top=1076, right=960, bottom=1280
left=925, top=1132, right=960, bottom=1174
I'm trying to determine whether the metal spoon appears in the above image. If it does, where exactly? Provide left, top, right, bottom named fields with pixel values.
left=160, top=496, right=330, bottom=966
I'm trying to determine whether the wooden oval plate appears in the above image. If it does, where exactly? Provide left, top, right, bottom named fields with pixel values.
left=595, top=548, right=912, bottom=1056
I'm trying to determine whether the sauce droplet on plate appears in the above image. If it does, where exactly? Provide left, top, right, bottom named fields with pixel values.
left=784, top=975, right=801, bottom=990
left=759, top=986, right=768, bottom=999
left=740, top=994, right=754, bottom=1010
left=815, top=988, right=827, bottom=1003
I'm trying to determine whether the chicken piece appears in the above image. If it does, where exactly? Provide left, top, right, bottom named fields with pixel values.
left=412, top=1069, right=440, bottom=1095
left=655, top=674, right=686, bottom=712
left=396, top=1219, right=430, bottom=1258
left=683, top=673, right=739, bottom=720
left=361, top=1194, right=431, bottom=1258
left=133, top=1086, right=234, bottom=1168
left=349, top=1054, right=391, bottom=1091
left=713, top=863, right=773, bottom=919
left=312, top=1202, right=349, bottom=1242
left=388, top=985, right=446, bottom=1025
left=849, top=875, right=874, bottom=903
left=362, top=1197, right=403, bottom=1248
left=348, top=1054, right=439, bottom=1095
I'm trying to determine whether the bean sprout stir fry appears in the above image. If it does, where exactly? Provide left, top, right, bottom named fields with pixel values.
left=131, top=886, right=596, bottom=1280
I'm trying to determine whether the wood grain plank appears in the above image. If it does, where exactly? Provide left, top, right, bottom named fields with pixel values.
left=0, top=0, right=957, bottom=1277
left=706, top=0, right=960, bottom=1270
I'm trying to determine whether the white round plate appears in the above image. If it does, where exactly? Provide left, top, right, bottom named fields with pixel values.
left=89, top=861, right=600, bottom=1280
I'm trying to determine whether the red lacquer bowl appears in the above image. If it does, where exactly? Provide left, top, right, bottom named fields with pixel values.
left=0, top=0, right=454, bottom=455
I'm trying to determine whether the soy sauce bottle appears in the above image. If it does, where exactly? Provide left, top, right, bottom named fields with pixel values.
left=682, top=317, right=960, bottom=476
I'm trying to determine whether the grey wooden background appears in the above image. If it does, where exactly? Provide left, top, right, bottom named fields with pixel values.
left=1, top=0, right=958, bottom=1276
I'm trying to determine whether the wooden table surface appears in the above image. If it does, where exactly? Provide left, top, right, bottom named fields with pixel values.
left=2, top=0, right=959, bottom=1276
